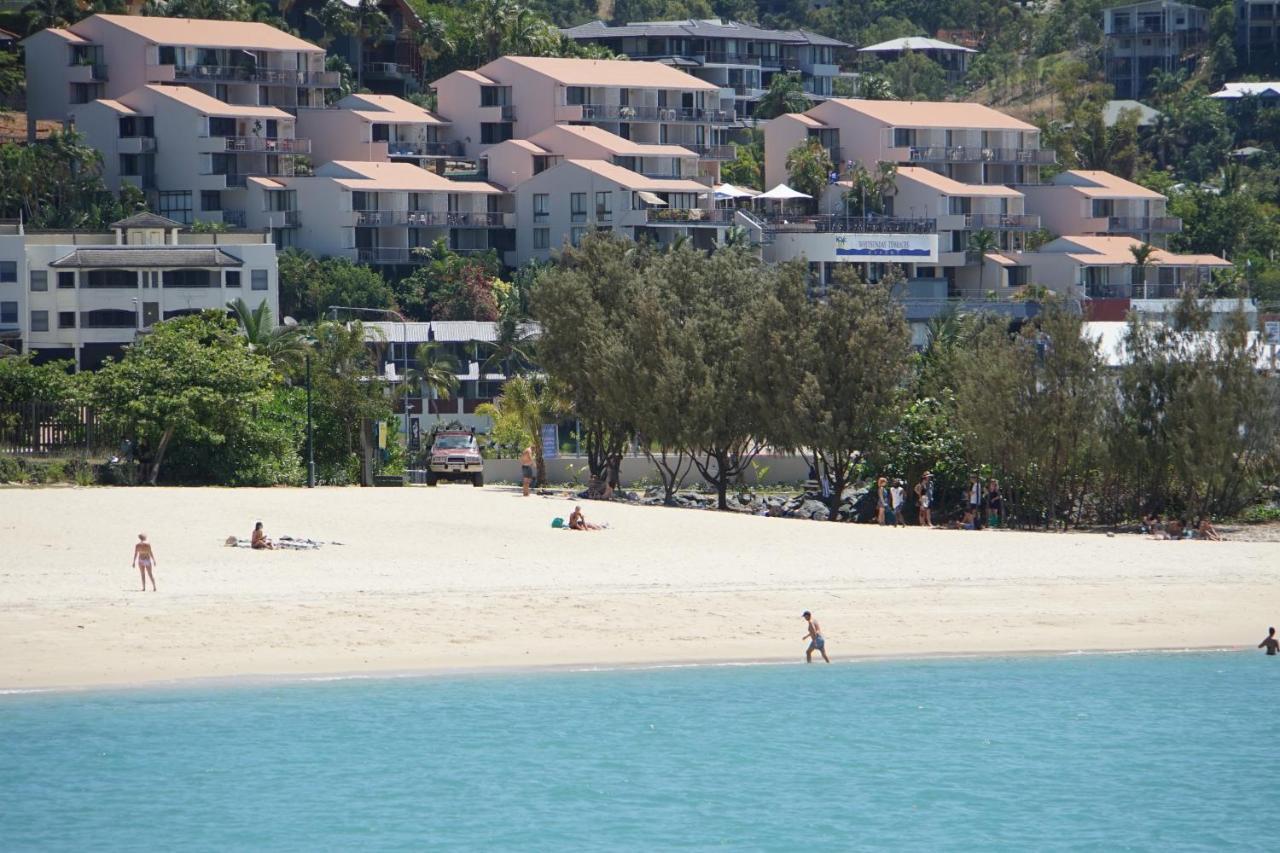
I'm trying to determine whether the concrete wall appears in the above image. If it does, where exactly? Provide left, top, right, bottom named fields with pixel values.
left=481, top=454, right=812, bottom=487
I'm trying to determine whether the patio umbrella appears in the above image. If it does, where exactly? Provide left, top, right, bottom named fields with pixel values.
left=755, top=183, right=812, bottom=200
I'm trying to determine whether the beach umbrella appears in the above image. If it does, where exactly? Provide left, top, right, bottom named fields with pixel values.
left=755, top=183, right=812, bottom=200
left=713, top=183, right=753, bottom=200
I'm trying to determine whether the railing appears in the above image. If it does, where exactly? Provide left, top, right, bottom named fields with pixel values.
left=354, top=210, right=504, bottom=227
left=386, top=141, right=465, bottom=157
left=763, top=215, right=937, bottom=234
left=644, top=208, right=738, bottom=224
left=83, top=63, right=108, bottom=81
left=362, top=62, right=413, bottom=78
left=1086, top=282, right=1206, bottom=300
left=964, top=213, right=1041, bottom=230
left=266, top=210, right=301, bottom=228
left=907, top=146, right=1057, bottom=165
left=687, top=144, right=737, bottom=160
left=1107, top=215, right=1182, bottom=233
left=696, top=52, right=761, bottom=65
left=579, top=104, right=736, bottom=123
left=122, top=136, right=157, bottom=152
left=221, top=209, right=247, bottom=228
left=482, top=103, right=515, bottom=120
left=171, top=65, right=340, bottom=86
left=222, top=136, right=311, bottom=154
left=1, top=402, right=121, bottom=458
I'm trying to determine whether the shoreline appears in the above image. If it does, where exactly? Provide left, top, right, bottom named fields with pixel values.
left=0, top=644, right=1252, bottom=698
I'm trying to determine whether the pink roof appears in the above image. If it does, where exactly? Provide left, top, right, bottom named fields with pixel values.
left=324, top=161, right=503, bottom=194
left=91, top=14, right=322, bottom=52
left=787, top=114, right=826, bottom=128
left=826, top=98, right=1036, bottom=131
left=32, top=28, right=90, bottom=44
left=140, top=85, right=291, bottom=119
left=487, top=55, right=720, bottom=90
left=1055, top=236, right=1230, bottom=267
left=1053, top=170, right=1166, bottom=200
left=559, top=159, right=707, bottom=191
left=531, top=125, right=696, bottom=158
left=95, top=99, right=139, bottom=115
left=895, top=167, right=1023, bottom=197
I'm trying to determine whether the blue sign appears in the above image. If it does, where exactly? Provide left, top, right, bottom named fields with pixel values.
left=541, top=424, right=559, bottom=460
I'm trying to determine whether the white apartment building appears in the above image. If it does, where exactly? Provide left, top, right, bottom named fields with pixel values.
left=294, top=93, right=461, bottom=168
left=23, top=14, right=337, bottom=133
left=1019, top=170, right=1182, bottom=247
left=0, top=213, right=279, bottom=370
left=72, top=84, right=307, bottom=226
left=432, top=56, right=736, bottom=177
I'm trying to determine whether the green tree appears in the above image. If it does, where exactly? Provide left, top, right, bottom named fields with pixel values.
left=409, top=341, right=460, bottom=415
left=966, top=229, right=998, bottom=292
left=397, top=240, right=503, bottom=321
left=89, top=312, right=276, bottom=485
left=881, top=50, right=947, bottom=101
left=277, top=250, right=395, bottom=323
left=474, top=374, right=563, bottom=484
left=227, top=297, right=306, bottom=376
left=1128, top=243, right=1156, bottom=296
left=720, top=130, right=763, bottom=189
left=307, top=319, right=392, bottom=484
left=784, top=137, right=833, bottom=202
left=754, top=72, right=809, bottom=120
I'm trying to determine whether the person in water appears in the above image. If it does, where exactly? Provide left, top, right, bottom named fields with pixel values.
left=132, top=533, right=157, bottom=591
left=1260, top=627, right=1278, bottom=656
left=802, top=611, right=830, bottom=663
left=251, top=521, right=274, bottom=550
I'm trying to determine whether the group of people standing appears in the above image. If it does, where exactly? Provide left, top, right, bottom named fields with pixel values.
left=873, top=471, right=1003, bottom=529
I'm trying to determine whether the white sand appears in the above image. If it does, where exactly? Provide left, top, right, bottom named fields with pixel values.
left=1, top=485, right=1276, bottom=690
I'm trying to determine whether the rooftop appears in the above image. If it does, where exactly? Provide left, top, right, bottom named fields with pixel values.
left=1046, top=236, right=1229, bottom=267
left=1051, top=170, right=1166, bottom=200
left=138, top=84, right=293, bottom=119
left=561, top=18, right=848, bottom=48
left=531, top=125, right=696, bottom=157
left=1209, top=81, right=1280, bottom=99
left=320, top=160, right=504, bottom=193
left=555, top=159, right=708, bottom=192
left=895, top=167, right=1024, bottom=197
left=482, top=55, right=720, bottom=91
left=110, top=212, right=184, bottom=229
left=858, top=36, right=976, bottom=54
left=338, top=94, right=448, bottom=125
left=89, top=13, right=322, bottom=53
left=49, top=246, right=245, bottom=268
left=822, top=98, right=1036, bottom=131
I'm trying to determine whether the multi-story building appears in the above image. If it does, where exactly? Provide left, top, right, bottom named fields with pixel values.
left=0, top=213, right=279, bottom=369
left=431, top=55, right=737, bottom=179
left=240, top=160, right=511, bottom=265
left=72, top=84, right=308, bottom=226
left=1019, top=170, right=1182, bottom=247
left=560, top=18, right=848, bottom=118
left=1237, top=1, right=1280, bottom=70
left=1103, top=1, right=1207, bottom=100
left=295, top=93, right=461, bottom=169
left=856, top=36, right=975, bottom=84
left=23, top=14, right=338, bottom=133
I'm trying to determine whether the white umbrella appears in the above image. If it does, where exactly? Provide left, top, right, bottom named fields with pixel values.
left=756, top=183, right=812, bottom=200
left=713, top=183, right=754, bottom=199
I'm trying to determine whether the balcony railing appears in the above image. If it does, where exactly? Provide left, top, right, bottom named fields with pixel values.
left=170, top=65, right=341, bottom=87
left=963, top=213, right=1041, bottom=230
left=222, top=136, right=311, bottom=154
left=644, top=208, right=737, bottom=224
left=1085, top=282, right=1202, bottom=300
left=1107, top=215, right=1182, bottom=233
left=362, top=62, right=413, bottom=79
left=907, top=146, right=1057, bottom=165
left=481, top=103, right=515, bottom=121
left=687, top=144, right=737, bottom=160
left=265, top=210, right=301, bottom=228
left=386, top=140, right=465, bottom=158
left=221, top=209, right=247, bottom=228
left=579, top=104, right=736, bottom=124
left=763, top=215, right=937, bottom=234
left=354, top=210, right=505, bottom=228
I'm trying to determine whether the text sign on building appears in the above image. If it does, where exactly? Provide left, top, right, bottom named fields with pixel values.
left=768, top=232, right=939, bottom=264
left=1265, top=320, right=1280, bottom=346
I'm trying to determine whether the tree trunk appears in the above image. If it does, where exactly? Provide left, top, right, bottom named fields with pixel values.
left=148, top=427, right=175, bottom=486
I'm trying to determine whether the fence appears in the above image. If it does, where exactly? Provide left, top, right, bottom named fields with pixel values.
left=0, top=402, right=121, bottom=457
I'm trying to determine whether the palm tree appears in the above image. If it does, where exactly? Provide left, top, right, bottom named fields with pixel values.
left=967, top=229, right=998, bottom=293
left=227, top=297, right=306, bottom=375
left=409, top=341, right=459, bottom=420
left=859, top=74, right=895, bottom=101
left=784, top=138, right=834, bottom=205
left=1129, top=243, right=1157, bottom=298
left=24, top=0, right=79, bottom=31
left=754, top=73, right=809, bottom=119
left=478, top=375, right=563, bottom=486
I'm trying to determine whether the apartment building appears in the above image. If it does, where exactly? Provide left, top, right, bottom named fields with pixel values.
left=560, top=19, right=848, bottom=117
left=72, top=84, right=307, bottom=226
left=1103, top=1, right=1207, bottom=100
left=0, top=213, right=278, bottom=370
left=1019, top=170, right=1181, bottom=247
left=240, top=161, right=511, bottom=265
left=295, top=93, right=460, bottom=168
left=432, top=55, right=736, bottom=177
left=856, top=36, right=975, bottom=84
left=512, top=159, right=728, bottom=262
left=1238, top=0, right=1280, bottom=69
left=23, top=14, right=337, bottom=132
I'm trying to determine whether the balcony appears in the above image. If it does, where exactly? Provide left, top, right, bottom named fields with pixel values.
left=221, top=209, right=247, bottom=228
left=121, top=174, right=157, bottom=190
left=387, top=140, right=466, bottom=158
left=118, top=136, right=156, bottom=154
left=687, top=144, right=737, bottom=160
left=222, top=136, right=311, bottom=154
left=644, top=208, right=741, bottom=225
left=69, top=63, right=108, bottom=82
left=579, top=104, right=736, bottom=124
left=907, top=146, right=1057, bottom=165
left=763, top=215, right=937, bottom=234
left=1107, top=215, right=1182, bottom=233
left=363, top=62, right=413, bottom=79
left=265, top=210, right=301, bottom=228
left=354, top=211, right=505, bottom=228
left=695, top=52, right=761, bottom=66
left=963, top=213, right=1041, bottom=230
left=166, top=64, right=341, bottom=87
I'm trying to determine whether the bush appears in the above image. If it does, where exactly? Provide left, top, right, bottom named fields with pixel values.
left=1240, top=504, right=1280, bottom=524
left=0, top=456, right=20, bottom=483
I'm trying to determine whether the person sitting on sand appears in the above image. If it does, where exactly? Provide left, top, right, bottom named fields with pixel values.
left=132, top=533, right=157, bottom=592
left=251, top=521, right=274, bottom=550
left=568, top=506, right=601, bottom=531
left=802, top=611, right=830, bottom=663
left=1196, top=516, right=1222, bottom=541
left=1165, top=518, right=1185, bottom=540
left=1260, top=627, right=1278, bottom=656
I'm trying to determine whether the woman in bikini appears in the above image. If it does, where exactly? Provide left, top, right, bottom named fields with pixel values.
left=133, top=533, right=157, bottom=591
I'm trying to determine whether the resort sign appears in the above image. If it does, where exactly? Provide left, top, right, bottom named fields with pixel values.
left=768, top=232, right=939, bottom=264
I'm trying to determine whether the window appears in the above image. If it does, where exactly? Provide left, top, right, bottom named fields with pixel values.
left=201, top=191, right=222, bottom=212
left=162, top=269, right=214, bottom=288
left=595, top=191, right=612, bottom=221
left=86, top=269, right=136, bottom=289
left=0, top=261, right=15, bottom=282
left=570, top=192, right=587, bottom=222
left=58, top=271, right=76, bottom=289
left=251, top=269, right=268, bottom=291
left=58, top=311, right=76, bottom=329
left=157, top=191, right=193, bottom=225
left=83, top=309, right=136, bottom=329
left=208, top=117, right=236, bottom=137
left=565, top=86, right=586, bottom=106
left=30, top=310, right=48, bottom=332
left=226, top=270, right=241, bottom=288
left=570, top=227, right=588, bottom=246
left=533, top=228, right=550, bottom=250
left=533, top=193, right=549, bottom=221
left=893, top=128, right=915, bottom=148
left=480, top=85, right=510, bottom=107
left=30, top=270, right=47, bottom=291
left=371, top=123, right=389, bottom=142
left=0, top=301, right=15, bottom=325
left=480, top=122, right=513, bottom=145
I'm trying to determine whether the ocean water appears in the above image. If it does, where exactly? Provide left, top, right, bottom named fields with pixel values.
left=1, top=652, right=1276, bottom=851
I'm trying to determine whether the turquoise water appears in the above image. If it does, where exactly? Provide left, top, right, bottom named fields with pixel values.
left=2, top=653, right=1276, bottom=850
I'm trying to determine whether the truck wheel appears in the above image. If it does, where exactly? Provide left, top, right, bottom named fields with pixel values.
left=425, top=473, right=438, bottom=486
left=472, top=472, right=484, bottom=487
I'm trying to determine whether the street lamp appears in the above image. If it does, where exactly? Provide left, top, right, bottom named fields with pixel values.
left=327, top=305, right=411, bottom=448
left=285, top=316, right=316, bottom=488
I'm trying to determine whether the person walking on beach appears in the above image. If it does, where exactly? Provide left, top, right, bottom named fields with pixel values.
left=1260, top=627, right=1279, bottom=655
left=802, top=611, right=830, bottom=663
left=891, top=480, right=905, bottom=527
left=915, top=472, right=934, bottom=527
left=967, top=473, right=984, bottom=530
left=132, top=534, right=157, bottom=591
left=986, top=479, right=1003, bottom=528
left=876, top=477, right=890, bottom=525
left=520, top=445, right=535, bottom=497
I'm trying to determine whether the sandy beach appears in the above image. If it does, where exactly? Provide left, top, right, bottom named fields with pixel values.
left=1, top=484, right=1276, bottom=690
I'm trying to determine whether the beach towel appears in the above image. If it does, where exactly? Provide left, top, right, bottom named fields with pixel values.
left=224, top=536, right=335, bottom=550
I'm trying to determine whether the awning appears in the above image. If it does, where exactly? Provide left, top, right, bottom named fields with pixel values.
left=636, top=190, right=667, bottom=206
